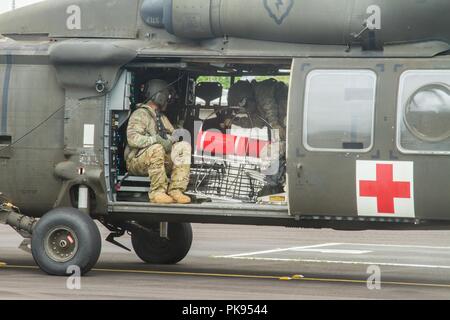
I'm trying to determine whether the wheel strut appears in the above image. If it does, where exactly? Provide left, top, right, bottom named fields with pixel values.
left=1, top=202, right=36, bottom=237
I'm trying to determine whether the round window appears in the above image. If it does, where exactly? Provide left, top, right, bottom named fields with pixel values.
left=404, top=83, right=450, bottom=142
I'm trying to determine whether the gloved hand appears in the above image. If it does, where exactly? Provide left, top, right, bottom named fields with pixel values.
left=169, top=130, right=183, bottom=144
left=156, top=135, right=172, bottom=153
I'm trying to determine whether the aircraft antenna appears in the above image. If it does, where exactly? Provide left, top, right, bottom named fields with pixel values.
left=0, top=105, right=65, bottom=154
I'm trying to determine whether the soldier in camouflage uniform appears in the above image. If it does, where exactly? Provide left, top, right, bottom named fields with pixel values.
left=252, top=79, right=287, bottom=140
left=228, top=79, right=288, bottom=191
left=125, top=79, right=192, bottom=204
left=228, top=79, right=288, bottom=140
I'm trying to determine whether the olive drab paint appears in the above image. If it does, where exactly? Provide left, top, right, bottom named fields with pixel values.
left=1, top=0, right=450, bottom=230
left=0, top=54, right=11, bottom=134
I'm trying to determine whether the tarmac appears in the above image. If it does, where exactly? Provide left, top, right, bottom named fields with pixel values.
left=1, top=223, right=450, bottom=299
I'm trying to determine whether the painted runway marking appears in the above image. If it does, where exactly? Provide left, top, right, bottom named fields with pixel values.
left=0, top=264, right=289, bottom=281
left=213, top=256, right=450, bottom=270
left=2, top=264, right=450, bottom=289
left=292, top=249, right=372, bottom=255
left=221, top=243, right=342, bottom=258
left=336, top=243, right=450, bottom=250
left=213, top=242, right=450, bottom=269
left=216, top=242, right=450, bottom=259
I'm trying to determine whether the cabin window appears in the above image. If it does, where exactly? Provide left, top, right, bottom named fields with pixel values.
left=303, top=69, right=376, bottom=152
left=397, top=70, right=450, bottom=154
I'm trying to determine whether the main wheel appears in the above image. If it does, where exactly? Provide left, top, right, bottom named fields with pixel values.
left=31, top=208, right=101, bottom=276
left=131, top=222, right=192, bottom=264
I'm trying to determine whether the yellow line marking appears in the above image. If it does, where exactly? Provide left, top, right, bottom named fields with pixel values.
left=2, top=265, right=37, bottom=270
left=3, top=264, right=450, bottom=289
left=296, top=277, right=450, bottom=289
left=92, top=267, right=281, bottom=280
left=2, top=264, right=281, bottom=280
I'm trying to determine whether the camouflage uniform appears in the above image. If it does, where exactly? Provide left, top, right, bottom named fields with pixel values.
left=228, top=79, right=287, bottom=190
left=227, top=80, right=263, bottom=128
left=252, top=79, right=288, bottom=140
left=228, top=79, right=288, bottom=140
left=126, top=103, right=191, bottom=200
left=273, top=80, right=288, bottom=128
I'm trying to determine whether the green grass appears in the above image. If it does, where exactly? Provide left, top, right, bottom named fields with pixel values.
left=197, top=76, right=290, bottom=89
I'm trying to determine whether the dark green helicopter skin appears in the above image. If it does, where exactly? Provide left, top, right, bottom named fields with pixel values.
left=1, top=0, right=450, bottom=232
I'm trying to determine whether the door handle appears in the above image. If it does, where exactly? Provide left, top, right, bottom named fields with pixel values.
left=296, top=163, right=302, bottom=178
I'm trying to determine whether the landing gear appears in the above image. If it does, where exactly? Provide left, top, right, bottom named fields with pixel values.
left=31, top=208, right=101, bottom=276
left=131, top=222, right=192, bottom=264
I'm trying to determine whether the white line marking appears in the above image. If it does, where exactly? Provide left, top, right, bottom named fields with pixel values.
left=293, top=249, right=372, bottom=255
left=221, top=243, right=341, bottom=258
left=222, top=242, right=450, bottom=259
left=212, top=256, right=450, bottom=270
left=336, top=243, right=450, bottom=250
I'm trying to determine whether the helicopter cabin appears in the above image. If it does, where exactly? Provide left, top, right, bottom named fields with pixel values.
left=102, top=59, right=292, bottom=226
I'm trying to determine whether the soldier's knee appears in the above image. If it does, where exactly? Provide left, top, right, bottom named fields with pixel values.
left=171, top=141, right=192, bottom=166
left=174, top=141, right=192, bottom=155
left=140, top=144, right=165, bottom=167
left=151, top=144, right=166, bottom=157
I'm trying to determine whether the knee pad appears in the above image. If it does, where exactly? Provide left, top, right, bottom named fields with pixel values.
left=171, top=142, right=192, bottom=166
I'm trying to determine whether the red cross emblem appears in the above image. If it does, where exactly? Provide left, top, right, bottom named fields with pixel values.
left=359, top=164, right=411, bottom=214
left=356, top=161, right=415, bottom=217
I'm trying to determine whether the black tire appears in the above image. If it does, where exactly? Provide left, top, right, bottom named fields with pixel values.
left=131, top=222, right=192, bottom=264
left=31, top=208, right=101, bottom=276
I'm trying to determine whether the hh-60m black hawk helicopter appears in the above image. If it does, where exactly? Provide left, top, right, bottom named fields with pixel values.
left=1, top=0, right=450, bottom=275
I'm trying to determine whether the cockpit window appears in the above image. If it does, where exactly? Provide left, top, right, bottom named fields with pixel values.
left=303, top=69, right=377, bottom=152
left=397, top=71, right=450, bottom=154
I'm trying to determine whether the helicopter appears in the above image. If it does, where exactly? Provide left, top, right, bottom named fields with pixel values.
left=1, top=0, right=450, bottom=276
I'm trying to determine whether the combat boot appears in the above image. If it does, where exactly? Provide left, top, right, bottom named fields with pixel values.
left=150, top=192, right=175, bottom=204
left=168, top=190, right=191, bottom=204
